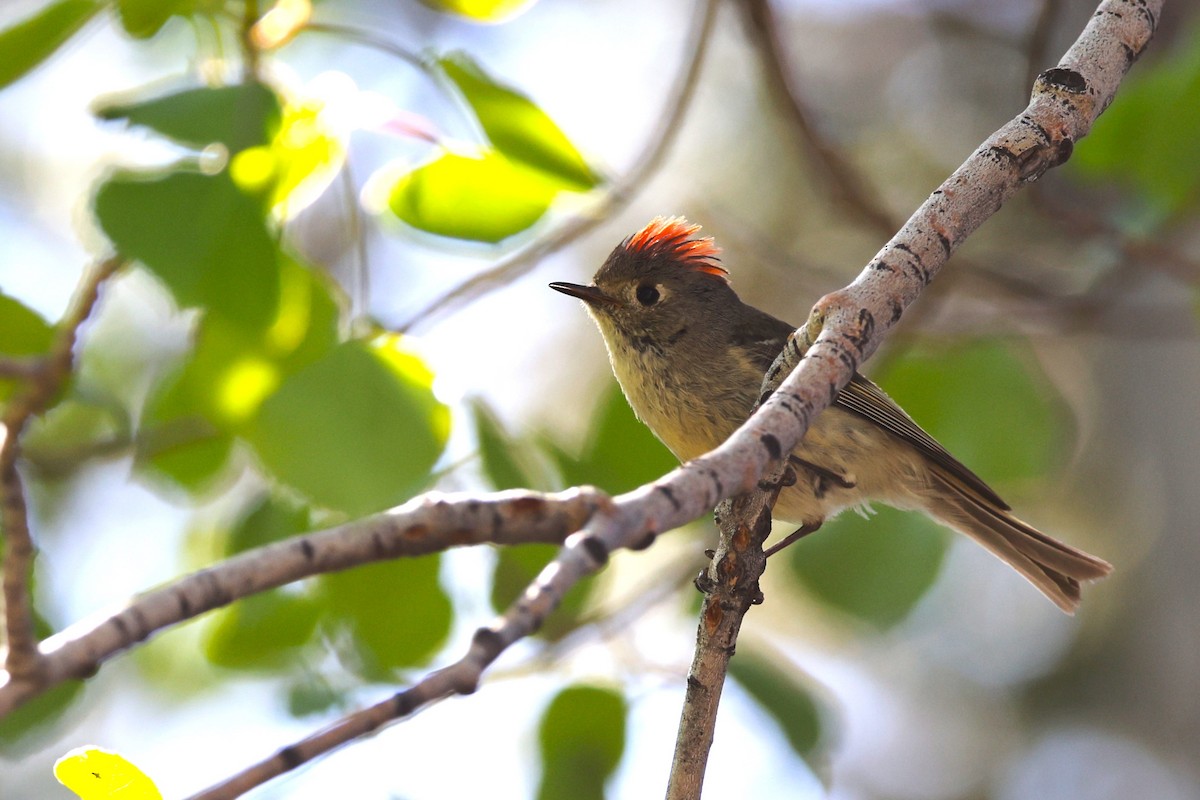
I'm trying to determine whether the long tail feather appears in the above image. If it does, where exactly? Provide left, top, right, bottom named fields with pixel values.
left=925, top=468, right=1112, bottom=614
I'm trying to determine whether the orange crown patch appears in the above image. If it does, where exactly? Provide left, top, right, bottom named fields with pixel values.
left=625, top=217, right=727, bottom=280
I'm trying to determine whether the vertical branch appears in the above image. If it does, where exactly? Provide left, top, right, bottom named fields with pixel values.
left=666, top=461, right=787, bottom=798
left=1, top=257, right=123, bottom=678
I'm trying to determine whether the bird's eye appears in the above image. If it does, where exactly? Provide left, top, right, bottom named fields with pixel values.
left=635, top=284, right=660, bottom=306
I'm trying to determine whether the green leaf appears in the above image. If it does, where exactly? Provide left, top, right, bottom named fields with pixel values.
left=141, top=432, right=234, bottom=496
left=785, top=506, right=948, bottom=628
left=552, top=381, right=678, bottom=495
left=246, top=337, right=449, bottom=517
left=0, top=612, right=85, bottom=751
left=0, top=292, right=54, bottom=402
left=137, top=259, right=341, bottom=497
left=96, top=82, right=283, bottom=154
left=321, top=555, right=452, bottom=676
left=114, top=0, right=197, bottom=39
left=872, top=339, right=1066, bottom=484
left=420, top=0, right=537, bottom=22
left=387, top=149, right=557, bottom=242
left=729, top=651, right=825, bottom=759
left=537, top=685, right=627, bottom=800
left=471, top=398, right=544, bottom=490
left=439, top=52, right=598, bottom=190
left=224, top=492, right=312, bottom=555
left=0, top=679, right=85, bottom=752
left=203, top=590, right=320, bottom=670
left=0, top=0, right=102, bottom=90
left=94, top=171, right=281, bottom=329
left=1072, top=24, right=1200, bottom=225
left=490, top=544, right=592, bottom=641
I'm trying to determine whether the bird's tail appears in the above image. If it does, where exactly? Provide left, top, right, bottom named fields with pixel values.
left=925, top=467, right=1112, bottom=614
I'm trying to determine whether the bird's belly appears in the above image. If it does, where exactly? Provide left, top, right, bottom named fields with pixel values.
left=774, top=406, right=929, bottom=526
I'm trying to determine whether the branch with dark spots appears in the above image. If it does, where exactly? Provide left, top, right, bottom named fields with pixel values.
left=1038, top=66, right=1089, bottom=92
left=580, top=536, right=611, bottom=566
left=0, top=488, right=608, bottom=717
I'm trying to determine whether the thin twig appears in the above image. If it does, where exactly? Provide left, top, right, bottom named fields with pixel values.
left=1026, top=0, right=1066, bottom=92
left=1, top=256, right=124, bottom=679
left=397, top=0, right=723, bottom=332
left=738, top=0, right=898, bottom=238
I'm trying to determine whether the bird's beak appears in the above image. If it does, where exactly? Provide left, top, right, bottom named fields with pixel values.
left=549, top=282, right=619, bottom=307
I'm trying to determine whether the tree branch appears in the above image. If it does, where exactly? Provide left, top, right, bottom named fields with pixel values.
left=0, top=487, right=607, bottom=715
left=1, top=256, right=124, bottom=679
left=666, top=0, right=1160, bottom=794
left=0, top=2, right=1159, bottom=796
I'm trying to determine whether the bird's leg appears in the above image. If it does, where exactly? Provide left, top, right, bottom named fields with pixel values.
left=764, top=521, right=822, bottom=557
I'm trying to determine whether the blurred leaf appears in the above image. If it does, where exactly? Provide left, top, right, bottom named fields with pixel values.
left=138, top=259, right=340, bottom=497
left=25, top=397, right=130, bottom=471
left=224, top=492, right=312, bottom=555
left=0, top=292, right=54, bottom=402
left=96, top=82, right=282, bottom=153
left=471, top=397, right=544, bottom=490
left=0, top=0, right=102, bottom=90
left=0, top=614, right=83, bottom=751
left=246, top=337, right=449, bottom=517
left=490, top=544, right=591, bottom=641
left=421, top=0, right=537, bottom=22
left=94, top=171, right=281, bottom=329
left=729, top=651, right=825, bottom=760
left=54, top=746, right=162, bottom=800
left=785, top=506, right=948, bottom=628
left=202, top=494, right=319, bottom=670
left=439, top=52, right=598, bottom=189
left=871, top=339, right=1066, bottom=484
left=286, top=675, right=345, bottom=717
left=141, top=431, right=234, bottom=495
left=231, top=93, right=346, bottom=218
left=387, top=149, right=557, bottom=242
left=322, top=555, right=452, bottom=677
left=114, top=0, right=200, bottom=39
left=551, top=381, right=677, bottom=495
left=204, top=590, right=320, bottom=670
left=537, top=684, right=627, bottom=800
left=0, top=679, right=83, bottom=752
left=1072, top=24, right=1200, bottom=225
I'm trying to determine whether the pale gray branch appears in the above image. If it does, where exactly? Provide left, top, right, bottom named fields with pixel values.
left=0, top=487, right=608, bottom=716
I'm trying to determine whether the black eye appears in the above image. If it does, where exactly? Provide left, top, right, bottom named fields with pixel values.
left=636, top=284, right=660, bottom=306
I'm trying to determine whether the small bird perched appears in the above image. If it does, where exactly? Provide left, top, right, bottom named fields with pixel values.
left=550, top=217, right=1111, bottom=613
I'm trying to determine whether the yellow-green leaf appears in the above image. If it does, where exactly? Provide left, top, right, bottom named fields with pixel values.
left=420, top=0, right=537, bottom=23
left=246, top=337, right=449, bottom=516
left=387, top=149, right=557, bottom=242
left=439, top=52, right=598, bottom=190
left=54, top=747, right=162, bottom=800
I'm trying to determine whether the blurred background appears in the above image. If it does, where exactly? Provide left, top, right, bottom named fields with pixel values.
left=1, top=0, right=1198, bottom=797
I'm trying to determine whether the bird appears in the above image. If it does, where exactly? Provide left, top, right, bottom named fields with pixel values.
left=550, top=216, right=1112, bottom=613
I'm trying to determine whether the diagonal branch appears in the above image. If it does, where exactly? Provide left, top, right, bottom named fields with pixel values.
left=667, top=0, right=1161, bottom=794
left=0, top=2, right=1158, bottom=796
left=0, top=487, right=607, bottom=716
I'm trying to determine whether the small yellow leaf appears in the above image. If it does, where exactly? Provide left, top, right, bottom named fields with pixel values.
left=54, top=747, right=162, bottom=800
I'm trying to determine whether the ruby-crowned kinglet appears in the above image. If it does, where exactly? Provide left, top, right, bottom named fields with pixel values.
left=550, top=217, right=1111, bottom=613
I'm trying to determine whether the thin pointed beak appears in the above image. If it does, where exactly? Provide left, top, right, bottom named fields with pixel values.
left=549, top=281, right=619, bottom=307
